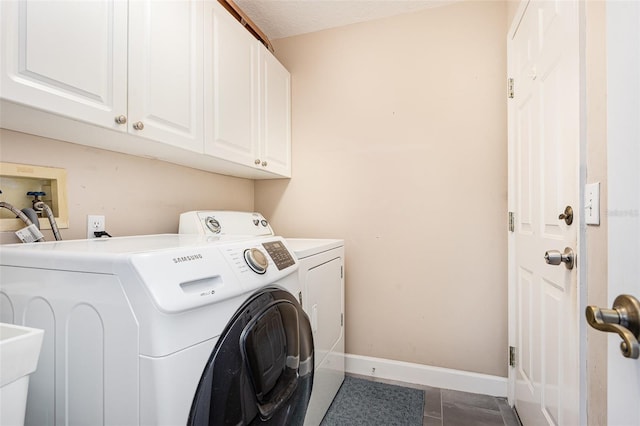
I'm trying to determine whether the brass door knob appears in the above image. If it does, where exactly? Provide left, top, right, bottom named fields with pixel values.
left=558, top=205, right=573, bottom=225
left=544, top=247, right=575, bottom=270
left=586, top=294, right=640, bottom=359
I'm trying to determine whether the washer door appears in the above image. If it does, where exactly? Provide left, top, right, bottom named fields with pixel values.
left=188, top=287, right=314, bottom=425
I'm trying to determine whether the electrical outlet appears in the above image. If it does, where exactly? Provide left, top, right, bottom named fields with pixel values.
left=87, top=215, right=105, bottom=239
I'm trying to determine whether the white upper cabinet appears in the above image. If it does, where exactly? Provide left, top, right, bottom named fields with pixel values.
left=260, top=49, right=292, bottom=177
left=204, top=1, right=291, bottom=177
left=0, top=0, right=290, bottom=179
left=204, top=1, right=260, bottom=167
left=0, top=0, right=128, bottom=129
left=128, top=0, right=204, bottom=152
left=0, top=0, right=203, bottom=153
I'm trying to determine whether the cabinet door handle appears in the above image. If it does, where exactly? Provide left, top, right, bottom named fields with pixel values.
left=262, top=161, right=268, bottom=167
left=254, top=159, right=261, bottom=165
left=114, top=115, right=127, bottom=125
left=133, top=121, right=144, bottom=131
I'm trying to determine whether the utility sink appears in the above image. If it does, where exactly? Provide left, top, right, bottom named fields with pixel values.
left=0, top=323, right=44, bottom=426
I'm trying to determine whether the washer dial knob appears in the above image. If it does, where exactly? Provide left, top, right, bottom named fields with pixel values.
left=205, top=217, right=221, bottom=234
left=244, top=248, right=268, bottom=274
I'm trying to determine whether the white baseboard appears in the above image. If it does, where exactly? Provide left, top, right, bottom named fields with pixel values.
left=345, top=353, right=507, bottom=397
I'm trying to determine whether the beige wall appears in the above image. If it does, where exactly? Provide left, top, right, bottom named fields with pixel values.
left=255, top=1, right=508, bottom=377
left=0, top=129, right=254, bottom=243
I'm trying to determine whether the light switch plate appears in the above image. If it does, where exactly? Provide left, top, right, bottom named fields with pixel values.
left=585, top=182, right=600, bottom=225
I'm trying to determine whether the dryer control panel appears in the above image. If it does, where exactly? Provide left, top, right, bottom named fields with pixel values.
left=179, top=211, right=274, bottom=236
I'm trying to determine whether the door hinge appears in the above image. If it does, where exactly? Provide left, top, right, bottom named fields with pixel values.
left=509, top=346, right=517, bottom=367
left=508, top=78, right=514, bottom=99
left=341, top=265, right=343, bottom=279
left=341, top=313, right=344, bottom=327
left=508, top=211, right=515, bottom=232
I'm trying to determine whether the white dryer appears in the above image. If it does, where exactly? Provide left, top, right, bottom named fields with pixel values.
left=285, top=239, right=345, bottom=426
left=179, top=212, right=345, bottom=426
left=0, top=234, right=313, bottom=425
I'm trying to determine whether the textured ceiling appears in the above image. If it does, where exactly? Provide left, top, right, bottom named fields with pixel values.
left=234, top=0, right=458, bottom=40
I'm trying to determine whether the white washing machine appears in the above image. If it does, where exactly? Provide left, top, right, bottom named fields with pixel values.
left=0, top=234, right=314, bottom=425
left=179, top=212, right=345, bottom=426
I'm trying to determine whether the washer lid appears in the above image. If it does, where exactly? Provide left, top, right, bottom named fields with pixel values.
left=0, top=234, right=299, bottom=314
left=0, top=234, right=253, bottom=272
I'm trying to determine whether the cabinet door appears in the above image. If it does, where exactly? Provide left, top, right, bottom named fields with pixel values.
left=204, top=0, right=259, bottom=166
left=0, top=0, right=127, bottom=129
left=128, top=0, right=203, bottom=152
left=261, top=50, right=292, bottom=177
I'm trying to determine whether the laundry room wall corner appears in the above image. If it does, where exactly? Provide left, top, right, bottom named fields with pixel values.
left=255, top=0, right=508, bottom=380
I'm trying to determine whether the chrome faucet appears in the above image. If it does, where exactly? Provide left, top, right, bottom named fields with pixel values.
left=28, top=191, right=62, bottom=241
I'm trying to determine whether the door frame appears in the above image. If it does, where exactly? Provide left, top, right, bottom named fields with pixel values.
left=506, top=0, right=588, bottom=423
left=606, top=1, right=640, bottom=423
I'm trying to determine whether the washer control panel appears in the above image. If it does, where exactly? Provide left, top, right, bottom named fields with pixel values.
left=129, top=236, right=297, bottom=313
left=262, top=241, right=295, bottom=270
left=244, top=248, right=269, bottom=274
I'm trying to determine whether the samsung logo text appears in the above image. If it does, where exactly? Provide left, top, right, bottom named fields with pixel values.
left=172, top=254, right=203, bottom=264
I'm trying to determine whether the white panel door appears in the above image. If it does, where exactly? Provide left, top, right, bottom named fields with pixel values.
left=260, top=50, right=292, bottom=177
left=204, top=0, right=259, bottom=166
left=128, top=0, right=203, bottom=152
left=606, top=1, right=640, bottom=424
left=509, top=1, right=580, bottom=424
left=0, top=0, right=127, bottom=129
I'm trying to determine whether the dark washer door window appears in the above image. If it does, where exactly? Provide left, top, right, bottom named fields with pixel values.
left=188, top=287, right=314, bottom=426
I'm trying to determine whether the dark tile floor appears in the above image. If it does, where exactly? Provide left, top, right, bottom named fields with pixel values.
left=423, top=387, right=521, bottom=426
left=349, top=374, right=521, bottom=426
